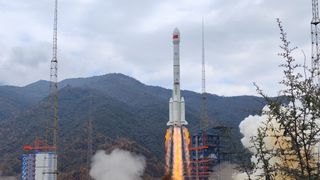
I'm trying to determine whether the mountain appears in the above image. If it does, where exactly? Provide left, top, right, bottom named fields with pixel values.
left=0, top=73, right=265, bottom=179
left=0, top=80, right=50, bottom=120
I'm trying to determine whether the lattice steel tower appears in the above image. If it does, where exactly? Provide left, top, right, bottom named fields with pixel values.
left=87, top=95, right=93, bottom=180
left=45, top=2, right=59, bottom=173
left=87, top=118, right=93, bottom=180
left=200, top=19, right=209, bottom=130
left=49, top=0, right=58, bottom=149
left=311, top=0, right=320, bottom=72
left=44, top=0, right=59, bottom=178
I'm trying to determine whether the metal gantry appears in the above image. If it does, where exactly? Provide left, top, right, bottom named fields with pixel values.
left=22, top=1, right=59, bottom=179
left=49, top=0, right=59, bottom=149
left=200, top=18, right=209, bottom=131
left=48, top=0, right=59, bottom=178
left=87, top=95, right=94, bottom=180
left=87, top=118, right=93, bottom=180
left=193, top=18, right=210, bottom=180
left=311, top=0, right=320, bottom=75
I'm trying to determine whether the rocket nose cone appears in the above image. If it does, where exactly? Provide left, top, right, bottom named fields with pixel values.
left=173, top=28, right=180, bottom=35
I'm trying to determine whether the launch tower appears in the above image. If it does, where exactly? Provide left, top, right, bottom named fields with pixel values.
left=312, top=0, right=320, bottom=71
left=22, top=0, right=59, bottom=179
left=189, top=20, right=235, bottom=180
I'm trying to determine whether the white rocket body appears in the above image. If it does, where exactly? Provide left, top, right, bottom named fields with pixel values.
left=167, top=28, right=188, bottom=127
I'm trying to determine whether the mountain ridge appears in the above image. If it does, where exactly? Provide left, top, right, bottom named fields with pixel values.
left=0, top=73, right=265, bottom=179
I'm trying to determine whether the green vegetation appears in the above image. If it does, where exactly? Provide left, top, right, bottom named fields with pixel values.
left=0, top=73, right=265, bottom=178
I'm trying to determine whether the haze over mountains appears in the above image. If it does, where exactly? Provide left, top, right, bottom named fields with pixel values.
left=0, top=73, right=265, bottom=178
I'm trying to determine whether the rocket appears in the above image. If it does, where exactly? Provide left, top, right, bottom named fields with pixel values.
left=167, top=28, right=188, bottom=127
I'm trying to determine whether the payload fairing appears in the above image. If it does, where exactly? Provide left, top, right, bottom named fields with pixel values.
left=167, top=28, right=188, bottom=127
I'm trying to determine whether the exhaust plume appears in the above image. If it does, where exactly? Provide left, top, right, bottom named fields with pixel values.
left=236, top=106, right=278, bottom=179
left=89, top=149, right=146, bottom=180
left=172, top=127, right=183, bottom=180
left=237, top=103, right=320, bottom=179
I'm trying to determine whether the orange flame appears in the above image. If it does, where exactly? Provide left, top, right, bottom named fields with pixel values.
left=183, top=127, right=191, bottom=178
left=165, top=128, right=171, bottom=147
left=165, top=127, right=172, bottom=175
left=165, top=127, right=190, bottom=179
left=173, top=127, right=183, bottom=180
left=183, top=127, right=190, bottom=145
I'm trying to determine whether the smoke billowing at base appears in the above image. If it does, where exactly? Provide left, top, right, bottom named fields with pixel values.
left=89, top=149, right=146, bottom=180
left=235, top=106, right=286, bottom=179
left=235, top=102, right=320, bottom=179
left=209, top=163, right=242, bottom=180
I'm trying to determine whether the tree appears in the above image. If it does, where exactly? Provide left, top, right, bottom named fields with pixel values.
left=249, top=19, right=320, bottom=180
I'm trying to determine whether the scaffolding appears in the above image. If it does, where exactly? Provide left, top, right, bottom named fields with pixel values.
left=21, top=154, right=36, bottom=180
left=189, top=126, right=234, bottom=180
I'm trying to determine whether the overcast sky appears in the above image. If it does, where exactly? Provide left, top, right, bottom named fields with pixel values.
left=0, top=0, right=312, bottom=96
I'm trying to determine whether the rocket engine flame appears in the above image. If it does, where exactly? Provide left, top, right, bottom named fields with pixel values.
left=165, top=127, right=173, bottom=175
left=183, top=127, right=190, bottom=146
left=183, top=127, right=191, bottom=178
left=165, top=126, right=191, bottom=180
left=173, top=127, right=183, bottom=180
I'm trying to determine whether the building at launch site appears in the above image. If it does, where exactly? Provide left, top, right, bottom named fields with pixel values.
left=22, top=141, right=57, bottom=180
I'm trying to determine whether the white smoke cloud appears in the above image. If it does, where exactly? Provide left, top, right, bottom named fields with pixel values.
left=239, top=106, right=270, bottom=152
left=235, top=106, right=275, bottom=179
left=89, top=149, right=146, bottom=180
left=236, top=102, right=320, bottom=179
left=207, top=106, right=277, bottom=179
left=232, top=172, right=250, bottom=180
left=209, top=163, right=241, bottom=180
left=0, top=172, right=16, bottom=180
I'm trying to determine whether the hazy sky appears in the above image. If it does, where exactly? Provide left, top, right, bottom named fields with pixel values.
left=0, top=0, right=312, bottom=96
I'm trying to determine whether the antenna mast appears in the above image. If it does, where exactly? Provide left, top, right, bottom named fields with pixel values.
left=87, top=95, right=93, bottom=180
left=87, top=118, right=93, bottom=180
left=22, top=1, right=59, bottom=179
left=44, top=0, right=59, bottom=178
left=200, top=19, right=209, bottom=130
left=49, top=0, right=58, bottom=149
left=311, top=0, right=320, bottom=74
